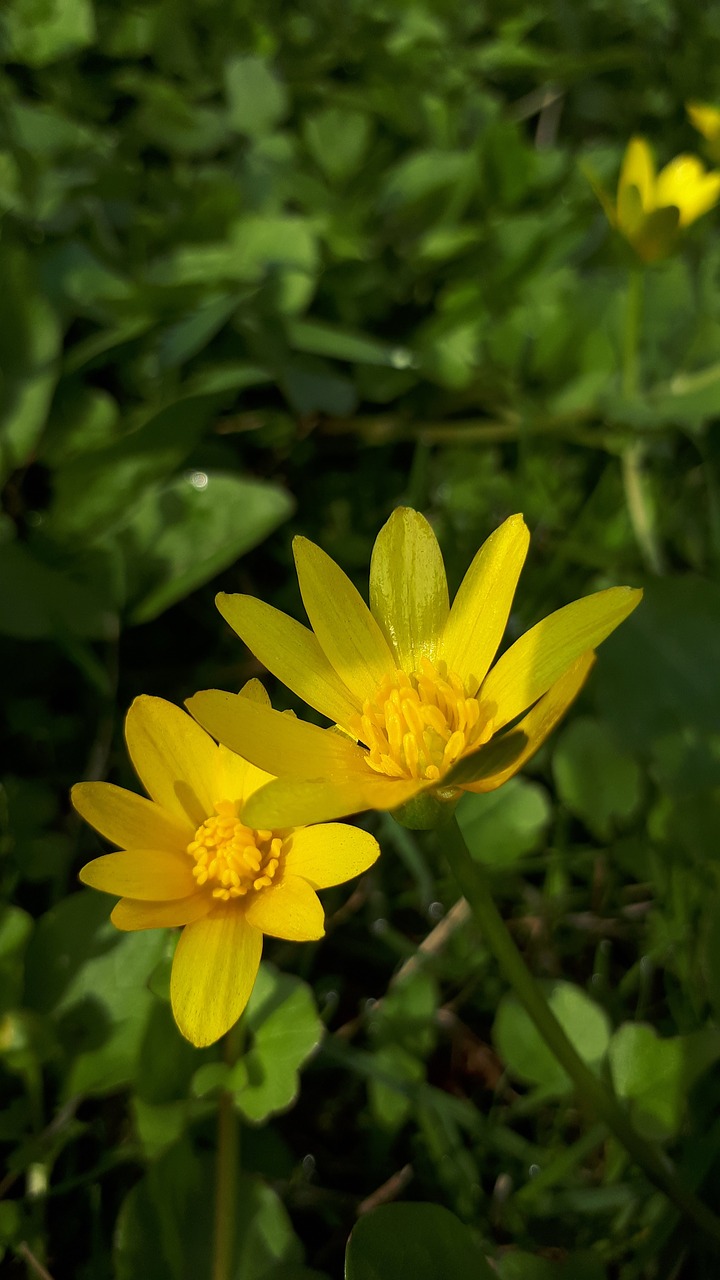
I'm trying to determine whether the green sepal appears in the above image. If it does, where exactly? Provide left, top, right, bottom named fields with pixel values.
left=391, top=788, right=460, bottom=831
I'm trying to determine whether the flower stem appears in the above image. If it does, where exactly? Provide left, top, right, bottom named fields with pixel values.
left=442, top=817, right=720, bottom=1246
left=620, top=265, right=664, bottom=575
left=212, top=1018, right=245, bottom=1280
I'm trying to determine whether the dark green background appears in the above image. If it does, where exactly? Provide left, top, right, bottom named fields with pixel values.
left=3, top=1, right=720, bottom=1276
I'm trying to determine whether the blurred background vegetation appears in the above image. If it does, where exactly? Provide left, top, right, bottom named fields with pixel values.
left=3, top=1, right=720, bottom=1277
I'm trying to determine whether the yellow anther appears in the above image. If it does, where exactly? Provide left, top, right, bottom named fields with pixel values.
left=350, top=660, right=495, bottom=784
left=187, top=802, right=283, bottom=901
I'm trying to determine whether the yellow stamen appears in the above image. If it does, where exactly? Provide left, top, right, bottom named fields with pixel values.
left=186, top=800, right=283, bottom=901
left=351, top=657, right=495, bottom=783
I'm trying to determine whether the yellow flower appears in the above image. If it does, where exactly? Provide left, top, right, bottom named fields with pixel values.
left=72, top=681, right=379, bottom=1047
left=187, top=509, right=641, bottom=831
left=595, top=136, right=720, bottom=262
left=687, top=102, right=720, bottom=162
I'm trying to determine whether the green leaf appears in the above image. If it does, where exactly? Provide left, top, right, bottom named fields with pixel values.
left=40, top=384, right=120, bottom=466
left=227, top=963, right=324, bottom=1123
left=45, top=397, right=219, bottom=542
left=225, top=56, right=288, bottom=137
left=0, top=243, right=61, bottom=484
left=457, top=778, right=551, bottom=867
left=23, top=891, right=165, bottom=1098
left=345, top=1202, right=494, bottom=1280
left=367, top=970, right=438, bottom=1131
left=115, top=1140, right=305, bottom=1280
left=493, top=981, right=611, bottom=1094
left=552, top=717, right=642, bottom=840
left=286, top=319, right=414, bottom=369
left=0, top=536, right=117, bottom=640
left=122, top=470, right=293, bottom=623
left=145, top=217, right=318, bottom=313
left=608, top=1023, right=720, bottom=1141
left=3, top=0, right=95, bottom=67
left=594, top=578, right=720, bottom=750
left=380, top=150, right=477, bottom=211
left=303, top=107, right=371, bottom=182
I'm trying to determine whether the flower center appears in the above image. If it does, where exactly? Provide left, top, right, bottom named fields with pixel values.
left=187, top=800, right=282, bottom=901
left=351, top=657, right=495, bottom=783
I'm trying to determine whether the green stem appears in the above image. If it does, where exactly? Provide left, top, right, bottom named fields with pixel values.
left=212, top=1018, right=245, bottom=1280
left=620, top=265, right=664, bottom=574
left=442, top=817, right=720, bottom=1247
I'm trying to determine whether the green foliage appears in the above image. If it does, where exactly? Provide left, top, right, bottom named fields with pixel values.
left=4, top=0, right=720, bottom=1275
left=494, top=982, right=612, bottom=1094
left=458, top=778, right=552, bottom=867
left=192, top=964, right=325, bottom=1124
left=345, top=1203, right=494, bottom=1280
left=115, top=1140, right=310, bottom=1280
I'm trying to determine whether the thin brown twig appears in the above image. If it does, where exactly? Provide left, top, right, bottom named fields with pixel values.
left=357, top=1164, right=414, bottom=1216
left=17, top=1242, right=56, bottom=1280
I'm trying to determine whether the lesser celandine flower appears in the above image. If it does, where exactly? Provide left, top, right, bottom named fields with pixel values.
left=594, top=135, right=720, bottom=262
left=72, top=681, right=379, bottom=1046
left=187, top=509, right=641, bottom=831
left=687, top=102, right=720, bottom=162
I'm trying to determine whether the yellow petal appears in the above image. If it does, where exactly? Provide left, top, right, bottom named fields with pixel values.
left=440, top=514, right=529, bottom=695
left=171, top=905, right=262, bottom=1047
left=79, top=850, right=198, bottom=900
left=619, top=137, right=655, bottom=213
left=111, top=894, right=213, bottom=931
left=217, top=594, right=361, bottom=728
left=244, top=875, right=325, bottom=941
left=481, top=586, right=642, bottom=730
left=656, top=155, right=720, bottom=225
left=369, top=507, right=449, bottom=671
left=242, top=773, right=423, bottom=827
left=71, top=781, right=192, bottom=851
left=186, top=690, right=368, bottom=779
left=293, top=536, right=395, bottom=701
left=237, top=678, right=271, bottom=706
left=125, top=696, right=220, bottom=827
left=284, top=824, right=380, bottom=888
left=687, top=101, right=720, bottom=143
left=217, top=743, right=275, bottom=807
left=214, top=679, right=277, bottom=802
left=463, top=652, right=596, bottom=793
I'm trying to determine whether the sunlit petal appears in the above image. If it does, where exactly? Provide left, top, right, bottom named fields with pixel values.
left=463, top=652, right=596, bottom=792
left=284, top=823, right=380, bottom=888
left=171, top=905, right=262, bottom=1047
left=242, top=773, right=423, bottom=827
left=619, top=137, right=655, bottom=212
left=111, top=894, right=213, bottom=931
left=125, top=696, right=220, bottom=827
left=656, top=155, right=720, bottom=225
left=687, top=101, right=720, bottom=142
left=369, top=507, right=449, bottom=671
left=481, top=586, right=642, bottom=729
left=293, top=536, right=395, bottom=701
left=71, top=781, right=192, bottom=851
left=244, top=875, right=325, bottom=941
left=440, top=514, right=529, bottom=694
left=187, top=690, right=368, bottom=779
left=217, top=593, right=361, bottom=726
left=79, top=849, right=198, bottom=900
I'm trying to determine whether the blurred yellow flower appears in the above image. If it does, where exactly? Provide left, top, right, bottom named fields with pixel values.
left=596, top=136, right=720, bottom=262
left=72, top=682, right=379, bottom=1046
left=687, top=102, right=720, bottom=162
left=188, top=509, right=641, bottom=831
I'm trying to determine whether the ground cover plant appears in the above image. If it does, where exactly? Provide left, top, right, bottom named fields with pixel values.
left=3, top=1, right=720, bottom=1277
